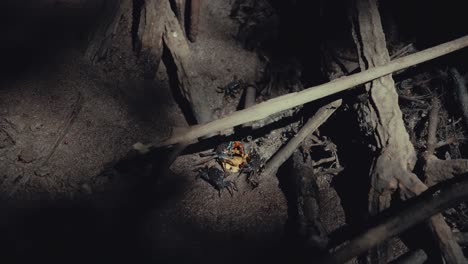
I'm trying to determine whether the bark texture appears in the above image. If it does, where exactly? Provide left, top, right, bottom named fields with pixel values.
left=349, top=0, right=466, bottom=263
left=86, top=0, right=132, bottom=62
left=137, top=0, right=166, bottom=78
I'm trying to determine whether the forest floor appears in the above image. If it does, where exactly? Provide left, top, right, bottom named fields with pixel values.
left=0, top=1, right=347, bottom=263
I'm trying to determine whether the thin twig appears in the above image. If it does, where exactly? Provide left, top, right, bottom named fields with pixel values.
left=398, top=95, right=427, bottom=105
left=390, top=43, right=416, bottom=59
left=38, top=91, right=83, bottom=169
left=313, top=156, right=336, bottom=167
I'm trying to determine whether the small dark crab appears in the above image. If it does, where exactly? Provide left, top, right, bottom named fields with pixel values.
left=241, top=151, right=262, bottom=177
left=238, top=150, right=263, bottom=188
left=217, top=76, right=248, bottom=98
left=195, top=166, right=238, bottom=197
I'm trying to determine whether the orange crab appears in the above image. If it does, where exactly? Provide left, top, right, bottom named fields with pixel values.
left=198, top=141, right=250, bottom=173
left=218, top=141, right=249, bottom=173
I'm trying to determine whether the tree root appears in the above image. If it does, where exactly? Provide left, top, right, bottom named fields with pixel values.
left=349, top=1, right=467, bottom=263
left=85, top=0, right=132, bottom=63
left=291, top=151, right=329, bottom=251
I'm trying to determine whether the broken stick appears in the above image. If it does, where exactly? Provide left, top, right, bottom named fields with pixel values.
left=260, top=100, right=342, bottom=179
left=152, top=35, right=468, bottom=148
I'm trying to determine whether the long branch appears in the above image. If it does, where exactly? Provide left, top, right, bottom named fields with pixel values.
left=318, top=178, right=468, bottom=264
left=154, top=35, right=468, bottom=147
left=260, top=100, right=342, bottom=179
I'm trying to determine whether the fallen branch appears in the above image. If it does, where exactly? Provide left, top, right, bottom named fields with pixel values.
left=258, top=100, right=342, bottom=180
left=153, top=35, right=468, bottom=148
left=427, top=214, right=467, bottom=264
left=318, top=177, right=468, bottom=264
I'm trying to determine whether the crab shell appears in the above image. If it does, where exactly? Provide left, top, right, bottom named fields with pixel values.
left=221, top=156, right=245, bottom=173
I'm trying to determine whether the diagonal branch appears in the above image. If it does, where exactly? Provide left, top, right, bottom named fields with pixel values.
left=318, top=177, right=468, bottom=264
left=258, top=99, right=342, bottom=181
left=151, top=35, right=468, bottom=148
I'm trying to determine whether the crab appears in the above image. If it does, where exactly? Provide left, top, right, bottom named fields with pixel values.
left=195, top=166, right=237, bottom=197
left=196, top=140, right=264, bottom=190
left=240, top=151, right=262, bottom=177
left=217, top=76, right=248, bottom=98
left=199, top=141, right=250, bottom=173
